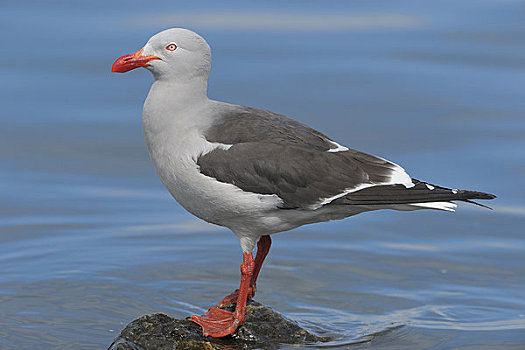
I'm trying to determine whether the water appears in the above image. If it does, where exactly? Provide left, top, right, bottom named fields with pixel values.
left=1, top=1, right=524, bottom=348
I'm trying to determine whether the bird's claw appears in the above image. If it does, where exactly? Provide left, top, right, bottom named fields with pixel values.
left=191, top=307, right=240, bottom=337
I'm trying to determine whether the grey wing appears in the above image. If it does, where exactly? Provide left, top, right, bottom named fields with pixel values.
left=197, top=142, right=408, bottom=209
left=200, top=105, right=495, bottom=209
left=205, top=105, right=335, bottom=151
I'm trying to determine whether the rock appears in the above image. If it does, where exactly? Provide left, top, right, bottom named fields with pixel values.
left=108, top=300, right=328, bottom=350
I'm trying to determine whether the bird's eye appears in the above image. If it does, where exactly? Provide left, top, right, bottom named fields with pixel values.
left=165, top=43, right=177, bottom=51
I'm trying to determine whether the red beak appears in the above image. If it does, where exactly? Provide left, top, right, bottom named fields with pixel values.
left=111, top=49, right=161, bottom=73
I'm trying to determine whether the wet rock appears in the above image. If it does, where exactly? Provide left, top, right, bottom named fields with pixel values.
left=108, top=300, right=328, bottom=350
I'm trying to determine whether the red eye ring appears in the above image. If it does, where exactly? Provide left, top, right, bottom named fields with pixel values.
left=165, top=43, right=177, bottom=51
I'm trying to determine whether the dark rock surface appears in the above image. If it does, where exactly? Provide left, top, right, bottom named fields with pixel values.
left=108, top=300, right=328, bottom=350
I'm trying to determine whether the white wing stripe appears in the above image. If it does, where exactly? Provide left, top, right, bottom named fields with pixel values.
left=313, top=160, right=414, bottom=209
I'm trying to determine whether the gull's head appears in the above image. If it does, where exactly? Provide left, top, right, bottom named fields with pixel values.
left=112, top=28, right=211, bottom=82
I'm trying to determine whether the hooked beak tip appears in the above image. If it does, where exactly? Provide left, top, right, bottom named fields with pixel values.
left=111, top=49, right=160, bottom=73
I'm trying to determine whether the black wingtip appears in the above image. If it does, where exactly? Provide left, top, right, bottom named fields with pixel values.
left=462, top=199, right=494, bottom=210
left=460, top=189, right=496, bottom=201
left=471, top=192, right=496, bottom=200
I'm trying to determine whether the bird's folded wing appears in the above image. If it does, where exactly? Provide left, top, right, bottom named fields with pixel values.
left=196, top=142, right=411, bottom=209
left=333, top=179, right=495, bottom=206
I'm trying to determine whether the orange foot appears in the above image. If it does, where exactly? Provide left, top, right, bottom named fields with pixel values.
left=217, top=286, right=256, bottom=308
left=190, top=307, right=241, bottom=337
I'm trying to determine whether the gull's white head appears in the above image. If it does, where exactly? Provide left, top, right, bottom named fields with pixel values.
left=112, top=28, right=211, bottom=82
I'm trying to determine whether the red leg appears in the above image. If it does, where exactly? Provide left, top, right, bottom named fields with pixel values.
left=251, top=235, right=271, bottom=292
left=217, top=235, right=271, bottom=307
left=191, top=252, right=255, bottom=337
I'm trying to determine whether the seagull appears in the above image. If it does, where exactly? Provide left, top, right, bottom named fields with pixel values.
left=112, top=28, right=495, bottom=337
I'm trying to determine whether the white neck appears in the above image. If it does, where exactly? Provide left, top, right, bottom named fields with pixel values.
left=151, top=76, right=208, bottom=107
left=142, top=76, right=213, bottom=138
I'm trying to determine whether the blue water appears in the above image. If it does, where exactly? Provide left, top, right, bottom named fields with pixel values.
left=1, top=1, right=524, bottom=349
